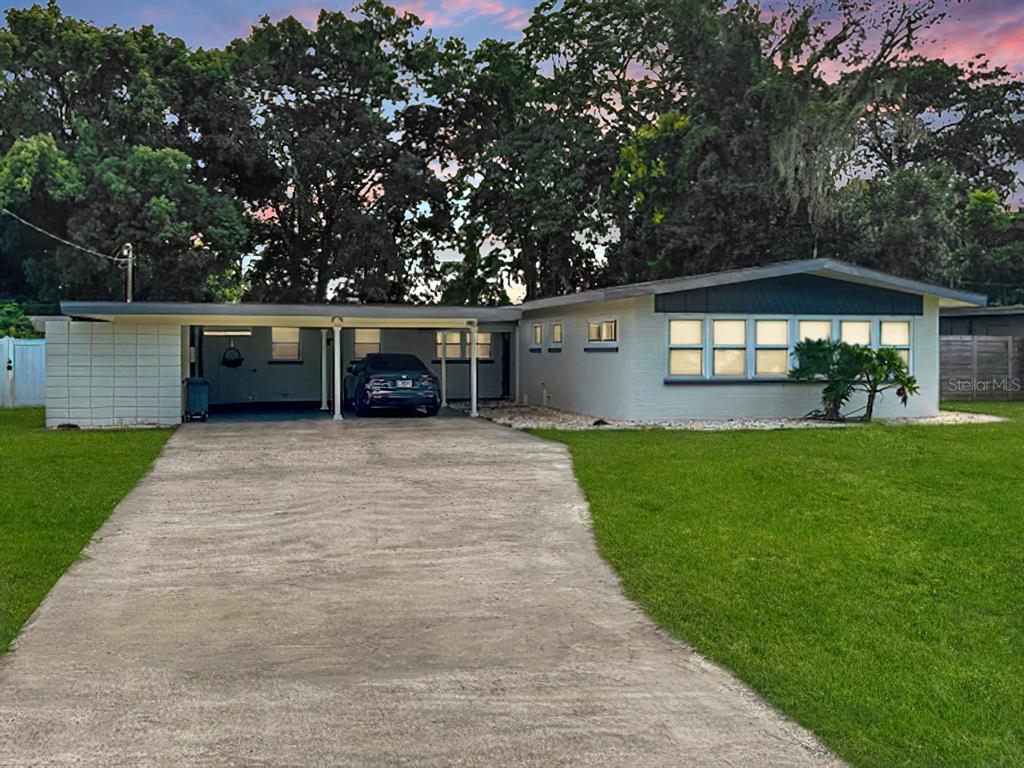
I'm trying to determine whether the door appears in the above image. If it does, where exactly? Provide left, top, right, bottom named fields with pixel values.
left=13, top=339, right=46, bottom=406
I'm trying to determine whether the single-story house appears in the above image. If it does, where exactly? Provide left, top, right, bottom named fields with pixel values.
left=45, top=258, right=985, bottom=428
left=940, top=305, right=1024, bottom=337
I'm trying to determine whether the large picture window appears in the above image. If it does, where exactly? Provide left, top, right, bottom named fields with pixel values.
left=666, top=316, right=913, bottom=380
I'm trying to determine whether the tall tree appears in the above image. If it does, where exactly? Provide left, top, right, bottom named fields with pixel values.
left=232, top=2, right=449, bottom=304
left=0, top=1, right=253, bottom=301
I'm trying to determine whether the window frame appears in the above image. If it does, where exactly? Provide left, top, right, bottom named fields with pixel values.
left=436, top=330, right=492, bottom=360
left=880, top=320, right=912, bottom=367
left=353, top=328, right=381, bottom=359
left=666, top=318, right=704, bottom=378
left=531, top=323, right=543, bottom=349
left=550, top=321, right=564, bottom=347
left=711, top=318, right=748, bottom=377
left=753, top=318, right=790, bottom=379
left=586, top=317, right=619, bottom=347
left=270, top=326, right=301, bottom=362
left=665, top=315, right=916, bottom=382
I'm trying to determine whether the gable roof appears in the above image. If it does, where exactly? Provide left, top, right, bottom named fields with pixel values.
left=517, top=259, right=986, bottom=311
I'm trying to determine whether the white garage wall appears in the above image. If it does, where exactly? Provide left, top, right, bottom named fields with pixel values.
left=46, top=320, right=182, bottom=428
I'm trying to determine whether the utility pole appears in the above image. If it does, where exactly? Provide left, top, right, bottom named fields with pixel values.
left=121, top=243, right=134, bottom=303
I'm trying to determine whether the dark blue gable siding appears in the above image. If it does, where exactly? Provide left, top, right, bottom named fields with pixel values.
left=653, top=274, right=924, bottom=315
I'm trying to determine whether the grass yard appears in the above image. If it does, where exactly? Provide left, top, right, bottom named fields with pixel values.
left=0, top=407, right=171, bottom=655
left=536, top=402, right=1024, bottom=768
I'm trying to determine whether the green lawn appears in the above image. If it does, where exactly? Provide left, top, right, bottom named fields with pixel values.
left=0, top=407, right=171, bottom=654
left=535, top=402, right=1024, bottom=768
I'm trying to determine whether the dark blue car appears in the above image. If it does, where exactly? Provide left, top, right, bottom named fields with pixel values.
left=344, top=353, right=440, bottom=416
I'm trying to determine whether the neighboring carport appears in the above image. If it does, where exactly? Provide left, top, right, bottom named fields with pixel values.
left=58, top=301, right=520, bottom=425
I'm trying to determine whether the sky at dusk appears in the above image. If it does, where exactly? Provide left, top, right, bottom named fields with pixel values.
left=1, top=0, right=1021, bottom=73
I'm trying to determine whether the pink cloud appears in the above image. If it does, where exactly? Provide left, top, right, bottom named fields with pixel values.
left=921, top=3, right=1024, bottom=73
left=391, top=0, right=532, bottom=33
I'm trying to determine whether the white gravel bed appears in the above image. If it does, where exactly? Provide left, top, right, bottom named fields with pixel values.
left=881, top=410, right=1005, bottom=426
left=461, top=403, right=1004, bottom=431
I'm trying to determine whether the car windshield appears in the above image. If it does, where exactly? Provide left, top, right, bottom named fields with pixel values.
left=364, top=354, right=428, bottom=373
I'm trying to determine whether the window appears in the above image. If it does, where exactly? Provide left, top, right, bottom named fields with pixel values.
left=354, top=328, right=380, bottom=358
left=755, top=319, right=789, bottom=377
left=588, top=319, right=617, bottom=343
left=881, top=320, right=911, bottom=365
left=668, top=319, right=703, bottom=376
left=435, top=331, right=492, bottom=359
left=840, top=320, right=872, bottom=346
left=551, top=322, right=563, bottom=345
left=476, top=332, right=492, bottom=359
left=712, top=319, right=746, bottom=375
left=798, top=320, right=832, bottom=342
left=436, top=331, right=461, bottom=359
left=532, top=323, right=543, bottom=347
left=270, top=327, right=300, bottom=361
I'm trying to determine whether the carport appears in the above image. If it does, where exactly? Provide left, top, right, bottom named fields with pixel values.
left=56, top=302, right=520, bottom=427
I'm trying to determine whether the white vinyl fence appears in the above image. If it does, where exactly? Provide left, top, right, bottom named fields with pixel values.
left=1, top=336, right=46, bottom=407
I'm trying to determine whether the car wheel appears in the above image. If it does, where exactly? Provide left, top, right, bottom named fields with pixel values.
left=355, top=398, right=371, bottom=417
left=424, top=403, right=440, bottom=417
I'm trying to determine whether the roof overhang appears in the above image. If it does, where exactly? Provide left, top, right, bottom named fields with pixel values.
left=518, top=259, right=987, bottom=311
left=940, top=304, right=1023, bottom=317
left=60, top=301, right=522, bottom=328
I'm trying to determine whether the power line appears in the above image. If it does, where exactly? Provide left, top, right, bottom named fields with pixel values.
left=0, top=207, right=126, bottom=264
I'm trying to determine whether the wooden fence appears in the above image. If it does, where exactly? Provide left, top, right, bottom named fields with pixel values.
left=940, top=335, right=1024, bottom=401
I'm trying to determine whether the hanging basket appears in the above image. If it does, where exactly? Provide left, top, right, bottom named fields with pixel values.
left=221, top=346, right=245, bottom=368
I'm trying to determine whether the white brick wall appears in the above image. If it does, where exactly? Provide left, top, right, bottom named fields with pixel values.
left=46, top=320, right=182, bottom=428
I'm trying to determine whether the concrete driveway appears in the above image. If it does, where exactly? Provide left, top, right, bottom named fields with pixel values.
left=0, top=417, right=838, bottom=767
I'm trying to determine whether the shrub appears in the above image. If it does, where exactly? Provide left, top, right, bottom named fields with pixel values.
left=789, top=339, right=919, bottom=422
left=0, top=303, right=42, bottom=338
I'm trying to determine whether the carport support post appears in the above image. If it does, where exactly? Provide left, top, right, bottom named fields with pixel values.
left=332, top=326, right=343, bottom=420
left=440, top=333, right=448, bottom=408
left=320, top=330, right=329, bottom=411
left=470, top=322, right=479, bottom=417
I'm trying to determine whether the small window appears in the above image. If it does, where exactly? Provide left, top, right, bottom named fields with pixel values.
left=881, top=321, right=911, bottom=365
left=532, top=323, right=543, bottom=347
left=551, top=322, right=563, bottom=345
left=354, top=328, right=380, bottom=358
left=755, top=320, right=789, bottom=377
left=668, top=319, right=703, bottom=376
left=475, top=331, right=492, bottom=359
left=271, top=327, right=300, bottom=361
left=841, top=320, right=871, bottom=346
left=798, top=320, right=832, bottom=342
left=435, top=331, right=492, bottom=359
left=436, top=331, right=462, bottom=359
left=712, top=320, right=746, bottom=376
left=588, top=319, right=617, bottom=343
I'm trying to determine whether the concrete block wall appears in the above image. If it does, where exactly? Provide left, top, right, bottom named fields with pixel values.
left=46, top=320, right=182, bottom=428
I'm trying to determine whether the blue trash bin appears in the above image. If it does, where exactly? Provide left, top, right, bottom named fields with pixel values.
left=184, top=377, right=209, bottom=421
